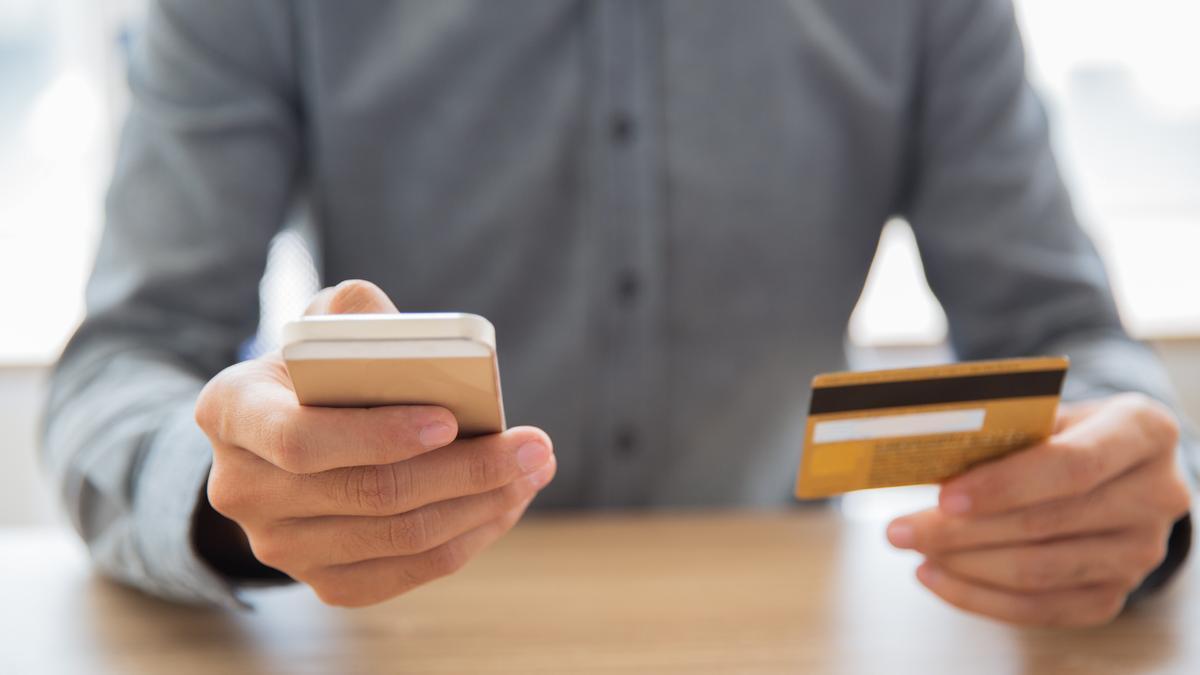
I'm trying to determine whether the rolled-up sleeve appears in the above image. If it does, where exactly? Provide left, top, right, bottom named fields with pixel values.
left=42, top=0, right=299, bottom=606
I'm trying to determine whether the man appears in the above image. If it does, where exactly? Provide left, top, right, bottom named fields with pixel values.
left=45, top=0, right=1194, bottom=626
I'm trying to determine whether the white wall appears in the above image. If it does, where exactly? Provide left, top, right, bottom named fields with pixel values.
left=0, top=365, right=58, bottom=526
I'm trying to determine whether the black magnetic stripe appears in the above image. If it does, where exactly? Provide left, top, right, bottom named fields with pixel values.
left=809, top=369, right=1066, bottom=415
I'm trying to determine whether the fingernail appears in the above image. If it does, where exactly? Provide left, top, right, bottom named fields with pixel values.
left=941, top=493, right=972, bottom=515
left=887, top=522, right=915, bottom=549
left=525, top=461, right=555, bottom=489
left=917, top=562, right=942, bottom=585
left=419, top=423, right=456, bottom=449
left=516, top=441, right=551, bottom=473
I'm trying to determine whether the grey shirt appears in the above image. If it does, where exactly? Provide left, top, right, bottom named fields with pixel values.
left=44, top=0, right=1196, bottom=607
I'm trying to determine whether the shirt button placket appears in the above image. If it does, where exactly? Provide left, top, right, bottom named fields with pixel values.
left=613, top=425, right=639, bottom=459
left=615, top=268, right=641, bottom=305
left=590, top=0, right=664, bottom=505
left=610, top=111, right=637, bottom=145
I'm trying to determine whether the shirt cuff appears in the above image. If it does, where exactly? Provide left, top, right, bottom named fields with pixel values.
left=130, top=403, right=250, bottom=609
left=1128, top=431, right=1198, bottom=603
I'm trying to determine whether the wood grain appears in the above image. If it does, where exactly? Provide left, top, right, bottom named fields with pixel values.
left=1, top=511, right=1194, bottom=674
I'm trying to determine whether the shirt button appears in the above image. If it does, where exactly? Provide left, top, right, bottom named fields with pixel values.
left=614, top=426, right=638, bottom=458
left=615, top=268, right=640, bottom=304
left=610, top=111, right=636, bottom=145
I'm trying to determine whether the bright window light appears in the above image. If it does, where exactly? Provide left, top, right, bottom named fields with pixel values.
left=851, top=0, right=1200, bottom=346
left=0, top=0, right=1196, bottom=362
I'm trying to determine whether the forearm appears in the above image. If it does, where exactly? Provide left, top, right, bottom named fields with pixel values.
left=44, top=340, right=249, bottom=607
left=41, top=0, right=302, bottom=607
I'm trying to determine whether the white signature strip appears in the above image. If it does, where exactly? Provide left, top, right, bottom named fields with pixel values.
left=812, top=408, right=986, bottom=444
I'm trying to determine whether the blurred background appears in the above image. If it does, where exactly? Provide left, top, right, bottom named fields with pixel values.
left=1, top=0, right=1197, bottom=526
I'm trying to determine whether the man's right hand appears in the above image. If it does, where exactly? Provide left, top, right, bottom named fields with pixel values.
left=194, top=280, right=556, bottom=606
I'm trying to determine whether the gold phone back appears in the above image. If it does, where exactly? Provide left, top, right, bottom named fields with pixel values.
left=286, top=356, right=504, bottom=437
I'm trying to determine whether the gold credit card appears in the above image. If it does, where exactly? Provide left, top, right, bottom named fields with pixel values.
left=794, top=356, right=1068, bottom=499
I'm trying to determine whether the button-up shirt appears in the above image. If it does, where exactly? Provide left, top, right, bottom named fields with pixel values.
left=44, top=0, right=1196, bottom=607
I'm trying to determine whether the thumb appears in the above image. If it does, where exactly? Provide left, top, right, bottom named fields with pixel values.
left=304, top=279, right=399, bottom=316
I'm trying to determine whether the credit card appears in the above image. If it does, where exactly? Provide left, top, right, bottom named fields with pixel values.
left=794, top=356, right=1068, bottom=499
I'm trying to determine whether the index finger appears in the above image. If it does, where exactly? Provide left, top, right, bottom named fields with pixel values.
left=937, top=396, right=1174, bottom=517
left=197, top=359, right=458, bottom=473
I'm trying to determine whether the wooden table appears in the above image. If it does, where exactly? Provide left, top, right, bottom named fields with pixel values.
left=1, top=510, right=1195, bottom=674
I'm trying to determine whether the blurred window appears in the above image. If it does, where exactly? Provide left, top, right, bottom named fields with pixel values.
left=851, top=0, right=1200, bottom=346
left=1, top=1, right=1196, bottom=362
left=0, top=0, right=125, bottom=363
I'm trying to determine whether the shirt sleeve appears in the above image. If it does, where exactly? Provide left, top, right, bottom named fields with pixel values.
left=901, top=0, right=1196, bottom=593
left=42, top=0, right=300, bottom=607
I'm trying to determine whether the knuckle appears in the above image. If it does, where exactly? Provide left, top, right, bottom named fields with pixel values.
left=195, top=363, right=258, bottom=443
left=248, top=533, right=291, bottom=571
left=347, top=465, right=403, bottom=515
left=1149, top=411, right=1181, bottom=452
left=271, top=413, right=312, bottom=473
left=328, top=527, right=370, bottom=566
left=387, top=511, right=434, bottom=554
left=426, top=542, right=469, bottom=579
left=1018, top=504, right=1066, bottom=540
left=396, top=562, right=431, bottom=591
left=1061, top=442, right=1105, bottom=492
left=194, top=367, right=239, bottom=438
left=1123, top=393, right=1181, bottom=451
left=464, top=449, right=505, bottom=490
left=193, top=385, right=220, bottom=436
left=205, top=469, right=244, bottom=517
left=1160, top=473, right=1192, bottom=517
left=1012, top=551, right=1061, bottom=591
left=956, top=472, right=1004, bottom=511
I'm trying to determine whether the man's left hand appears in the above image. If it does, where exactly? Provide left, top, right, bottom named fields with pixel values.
left=886, top=393, right=1191, bottom=627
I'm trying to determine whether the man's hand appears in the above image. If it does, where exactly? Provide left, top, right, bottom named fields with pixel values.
left=194, top=280, right=556, bottom=607
left=886, top=393, right=1190, bottom=627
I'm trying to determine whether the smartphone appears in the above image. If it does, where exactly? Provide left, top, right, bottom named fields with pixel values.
left=282, top=313, right=506, bottom=437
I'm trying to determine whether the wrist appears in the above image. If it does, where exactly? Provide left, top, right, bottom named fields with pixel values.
left=191, top=481, right=291, bottom=582
left=1128, top=513, right=1192, bottom=603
